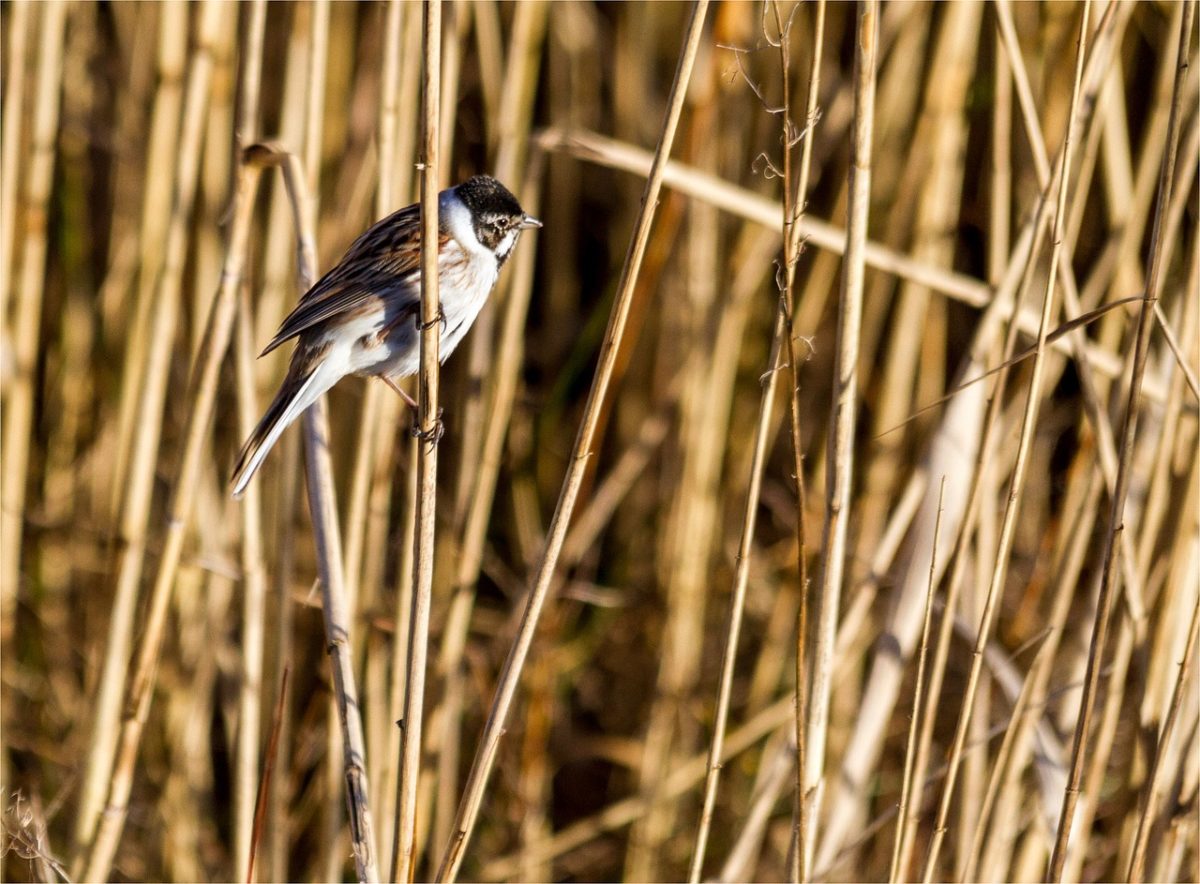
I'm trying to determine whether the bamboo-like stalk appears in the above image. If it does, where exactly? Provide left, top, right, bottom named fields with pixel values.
left=232, top=6, right=268, bottom=878
left=72, top=2, right=217, bottom=869
left=804, top=0, right=877, bottom=864
left=376, top=3, right=424, bottom=853
left=351, top=0, right=405, bottom=847
left=433, top=6, right=709, bottom=879
left=429, top=2, right=547, bottom=855
left=0, top=0, right=30, bottom=383
left=919, top=7, right=1092, bottom=880
left=1049, top=3, right=1197, bottom=877
left=106, top=1, right=189, bottom=520
left=0, top=0, right=65, bottom=637
left=79, top=132, right=262, bottom=883
left=393, top=3, right=442, bottom=880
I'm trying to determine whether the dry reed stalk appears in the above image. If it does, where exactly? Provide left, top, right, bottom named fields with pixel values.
left=434, top=6, right=709, bottom=879
left=0, top=0, right=30, bottom=381
left=689, top=3, right=825, bottom=880
left=248, top=141, right=382, bottom=883
left=430, top=3, right=547, bottom=855
left=784, top=4, right=825, bottom=876
left=852, top=7, right=1129, bottom=874
left=1049, top=3, right=1197, bottom=876
left=106, top=2, right=189, bottom=519
left=432, top=173, right=545, bottom=860
left=370, top=2, right=424, bottom=852
left=349, top=0, right=405, bottom=846
left=78, top=126, right=261, bottom=884
left=919, top=6, right=1092, bottom=879
left=889, top=478, right=946, bottom=883
left=537, top=127, right=1169, bottom=403
left=393, top=3, right=443, bottom=880
left=72, top=2, right=219, bottom=869
left=805, top=0, right=877, bottom=867
left=232, top=7, right=268, bottom=878
left=686, top=190, right=780, bottom=881
left=718, top=733, right=795, bottom=882
left=0, top=0, right=64, bottom=638
left=856, top=0, right=979, bottom=585
left=631, top=54, right=726, bottom=883
left=996, top=0, right=1150, bottom=627
left=1127, top=592, right=1199, bottom=881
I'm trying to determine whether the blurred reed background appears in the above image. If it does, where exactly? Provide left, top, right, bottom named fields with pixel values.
left=1, top=1, right=1198, bottom=882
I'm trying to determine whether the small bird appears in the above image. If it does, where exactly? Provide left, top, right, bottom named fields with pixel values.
left=231, top=174, right=539, bottom=498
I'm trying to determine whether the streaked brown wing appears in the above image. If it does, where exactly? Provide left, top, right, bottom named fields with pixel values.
left=260, top=203, right=423, bottom=356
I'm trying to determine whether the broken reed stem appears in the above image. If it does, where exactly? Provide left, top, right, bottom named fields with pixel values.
left=254, top=142, right=382, bottom=884
left=393, top=1, right=442, bottom=880
left=920, top=6, right=1092, bottom=880
left=247, top=665, right=290, bottom=884
left=1049, top=2, right=1196, bottom=877
left=805, top=0, right=877, bottom=863
left=432, top=5, right=710, bottom=879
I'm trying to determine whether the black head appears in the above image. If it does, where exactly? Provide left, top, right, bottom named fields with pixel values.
left=453, top=175, right=541, bottom=261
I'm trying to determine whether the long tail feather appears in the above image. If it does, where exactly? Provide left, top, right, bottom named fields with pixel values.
left=230, top=356, right=339, bottom=498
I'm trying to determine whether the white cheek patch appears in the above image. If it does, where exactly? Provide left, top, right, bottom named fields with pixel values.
left=440, top=190, right=491, bottom=260
left=494, top=230, right=518, bottom=262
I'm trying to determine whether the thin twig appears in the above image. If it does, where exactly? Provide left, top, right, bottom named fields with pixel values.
left=889, top=478, right=946, bottom=883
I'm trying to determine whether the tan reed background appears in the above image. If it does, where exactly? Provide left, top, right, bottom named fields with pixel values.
left=1, top=1, right=1198, bottom=882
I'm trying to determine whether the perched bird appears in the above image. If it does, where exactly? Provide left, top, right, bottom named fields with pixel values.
left=231, top=174, right=539, bottom=497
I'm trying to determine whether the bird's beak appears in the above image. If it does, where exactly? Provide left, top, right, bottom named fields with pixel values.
left=519, top=214, right=543, bottom=230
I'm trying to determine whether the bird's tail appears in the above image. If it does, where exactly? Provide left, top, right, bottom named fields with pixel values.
left=230, top=352, right=340, bottom=498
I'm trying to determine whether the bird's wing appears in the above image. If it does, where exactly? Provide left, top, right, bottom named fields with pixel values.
left=260, top=204, right=426, bottom=356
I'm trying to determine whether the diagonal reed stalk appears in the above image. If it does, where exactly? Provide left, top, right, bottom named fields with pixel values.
left=918, top=5, right=1092, bottom=880
left=393, top=2, right=442, bottom=880
left=1049, top=2, right=1197, bottom=877
left=432, top=4, right=710, bottom=879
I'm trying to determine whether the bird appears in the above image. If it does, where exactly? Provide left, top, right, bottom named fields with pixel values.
left=231, top=174, right=540, bottom=498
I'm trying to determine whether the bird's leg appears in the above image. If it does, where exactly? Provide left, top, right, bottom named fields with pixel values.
left=382, top=376, right=418, bottom=411
left=382, top=376, right=444, bottom=442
